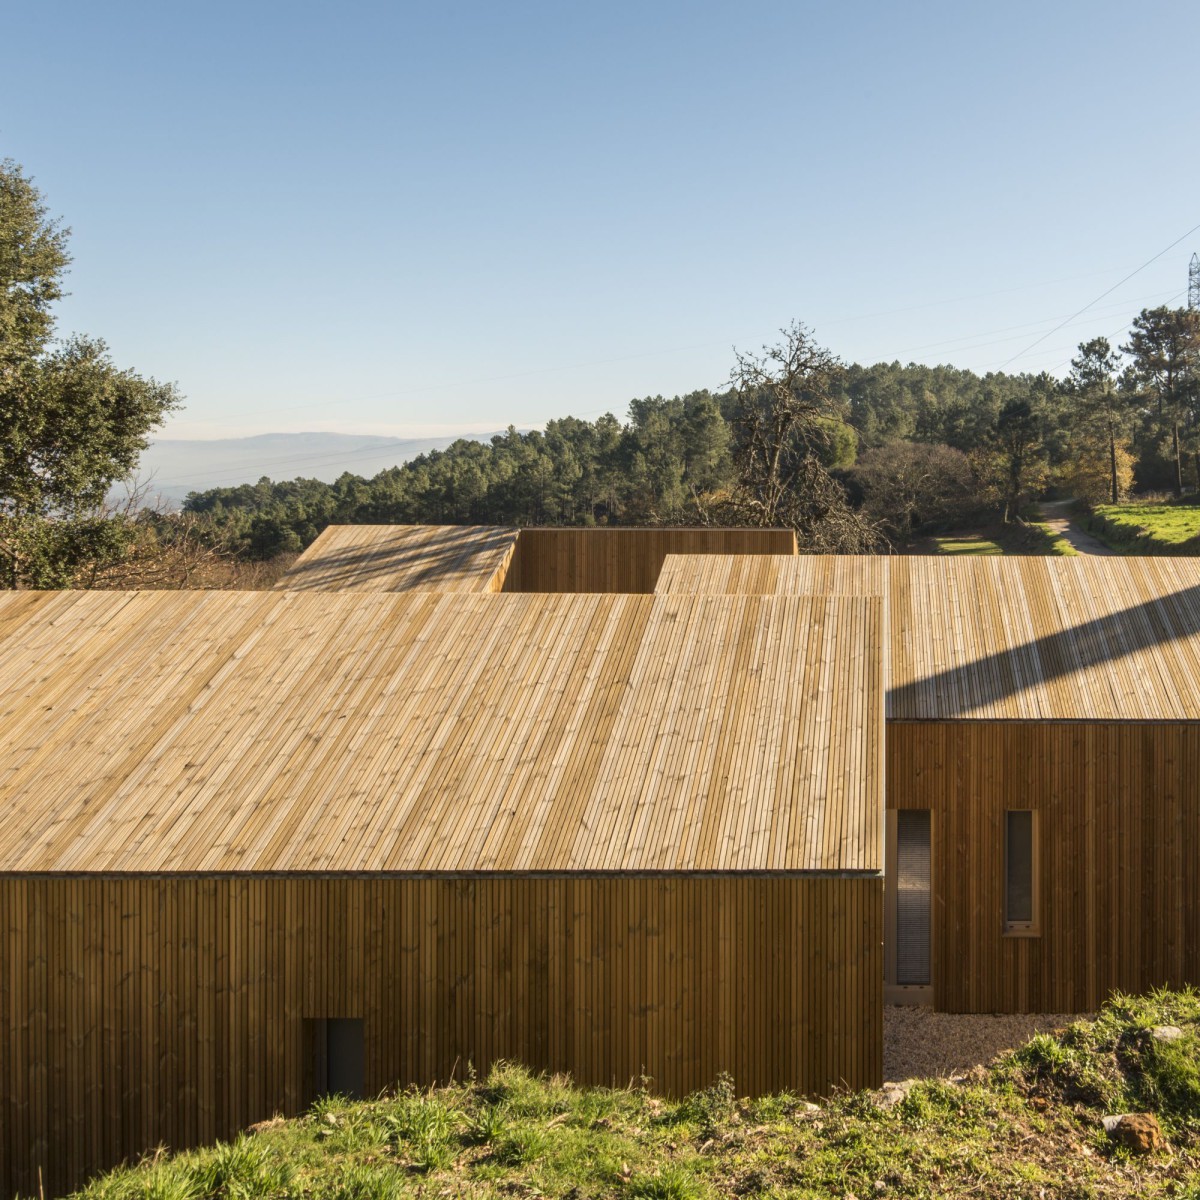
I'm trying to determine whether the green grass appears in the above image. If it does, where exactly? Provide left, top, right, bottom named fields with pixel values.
left=1029, top=524, right=1080, bottom=554
left=1018, top=506, right=1081, bottom=556
left=932, top=520, right=1078, bottom=557
left=933, top=535, right=1004, bottom=555
left=1089, top=500, right=1200, bottom=552
left=70, top=989, right=1200, bottom=1200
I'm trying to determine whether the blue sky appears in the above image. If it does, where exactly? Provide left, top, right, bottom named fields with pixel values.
left=6, top=1, right=1199, bottom=439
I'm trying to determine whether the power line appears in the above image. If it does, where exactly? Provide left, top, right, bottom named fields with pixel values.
left=997, top=221, right=1200, bottom=370
left=885, top=288, right=1176, bottom=360
left=148, top=289, right=1184, bottom=491
left=1044, top=290, right=1188, bottom=376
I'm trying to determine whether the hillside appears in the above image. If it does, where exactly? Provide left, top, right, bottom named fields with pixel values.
left=127, top=432, right=503, bottom=506
left=76, top=989, right=1200, bottom=1200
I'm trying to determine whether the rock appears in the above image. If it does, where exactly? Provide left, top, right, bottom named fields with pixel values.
left=1101, top=1112, right=1166, bottom=1154
left=877, top=1078, right=917, bottom=1108
left=1151, top=1025, right=1184, bottom=1042
left=802, top=1101, right=821, bottom=1112
left=874, top=1077, right=921, bottom=1109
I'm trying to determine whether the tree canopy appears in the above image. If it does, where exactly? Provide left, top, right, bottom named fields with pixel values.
left=0, top=160, right=180, bottom=586
left=6, top=152, right=1200, bottom=586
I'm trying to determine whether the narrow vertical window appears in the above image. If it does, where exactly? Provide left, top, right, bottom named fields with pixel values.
left=895, top=809, right=931, bottom=985
left=1005, top=811, right=1038, bottom=932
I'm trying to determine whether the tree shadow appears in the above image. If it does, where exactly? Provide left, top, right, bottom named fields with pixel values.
left=888, top=578, right=1200, bottom=717
left=279, top=525, right=518, bottom=591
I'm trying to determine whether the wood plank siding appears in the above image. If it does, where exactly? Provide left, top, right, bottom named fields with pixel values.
left=661, top=551, right=1200, bottom=1012
left=0, top=590, right=881, bottom=873
left=0, top=874, right=883, bottom=1196
left=276, top=525, right=797, bottom=595
left=888, top=721, right=1200, bottom=1013
left=502, top=528, right=797, bottom=593
left=275, top=525, right=520, bottom=592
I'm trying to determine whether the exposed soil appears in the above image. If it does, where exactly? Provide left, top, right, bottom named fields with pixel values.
left=884, top=1005, right=1093, bottom=1082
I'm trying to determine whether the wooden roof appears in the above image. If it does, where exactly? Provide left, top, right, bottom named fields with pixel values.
left=0, top=589, right=881, bottom=874
left=657, top=553, right=1200, bottom=721
left=657, top=553, right=889, bottom=598
left=275, top=524, right=518, bottom=592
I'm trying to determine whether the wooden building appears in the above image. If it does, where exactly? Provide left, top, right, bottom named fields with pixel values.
left=277, top=523, right=798, bottom=594
left=0, top=527, right=878, bottom=1195
left=657, top=553, right=1200, bottom=1013
left=8, top=525, right=1199, bottom=1195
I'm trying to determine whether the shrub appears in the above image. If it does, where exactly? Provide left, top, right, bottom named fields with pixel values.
left=674, top=1072, right=736, bottom=1139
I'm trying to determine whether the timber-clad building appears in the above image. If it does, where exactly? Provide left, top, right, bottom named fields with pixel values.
left=3, top=525, right=1200, bottom=1193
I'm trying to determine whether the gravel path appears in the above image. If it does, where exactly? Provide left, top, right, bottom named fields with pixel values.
left=1038, top=499, right=1115, bottom=556
left=884, top=1006, right=1092, bottom=1082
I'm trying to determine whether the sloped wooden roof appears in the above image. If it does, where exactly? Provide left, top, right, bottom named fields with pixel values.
left=0, top=589, right=881, bottom=874
left=657, top=553, right=1200, bottom=721
left=657, top=553, right=889, bottom=598
left=275, top=524, right=518, bottom=592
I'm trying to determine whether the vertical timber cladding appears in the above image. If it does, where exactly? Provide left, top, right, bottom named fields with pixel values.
left=0, top=873, right=881, bottom=1198
left=503, top=528, right=797, bottom=593
left=888, top=721, right=1200, bottom=1014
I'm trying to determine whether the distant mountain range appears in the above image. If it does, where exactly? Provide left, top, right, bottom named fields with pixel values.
left=122, top=430, right=504, bottom=507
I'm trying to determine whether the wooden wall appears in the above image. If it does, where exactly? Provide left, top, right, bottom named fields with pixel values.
left=503, top=528, right=797, bottom=593
left=0, top=873, right=880, bottom=1196
left=889, top=721, right=1200, bottom=1013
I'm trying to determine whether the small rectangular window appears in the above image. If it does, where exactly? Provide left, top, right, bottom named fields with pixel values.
left=1005, top=810, right=1038, bottom=933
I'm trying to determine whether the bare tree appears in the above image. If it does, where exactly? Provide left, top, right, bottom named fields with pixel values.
left=851, top=441, right=980, bottom=542
left=722, top=321, right=878, bottom=551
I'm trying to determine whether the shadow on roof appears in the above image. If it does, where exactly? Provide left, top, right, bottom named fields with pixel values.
left=888, top=580, right=1200, bottom=719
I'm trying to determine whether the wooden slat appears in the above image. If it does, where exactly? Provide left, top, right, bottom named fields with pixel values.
left=0, top=874, right=884, bottom=1195
left=656, top=553, right=1200, bottom=720
left=503, top=527, right=796, bottom=593
left=275, top=525, right=520, bottom=592
left=0, top=591, right=880, bottom=874
left=889, top=720, right=1200, bottom=1014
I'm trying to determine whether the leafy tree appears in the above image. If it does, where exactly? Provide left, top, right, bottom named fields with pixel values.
left=0, top=160, right=180, bottom=586
left=1123, top=306, right=1200, bottom=497
left=1064, top=435, right=1134, bottom=505
left=1067, top=337, right=1131, bottom=504
left=978, top=398, right=1047, bottom=522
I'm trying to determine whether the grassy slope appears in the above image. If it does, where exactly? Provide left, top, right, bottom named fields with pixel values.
left=931, top=520, right=1075, bottom=557
left=76, top=989, right=1200, bottom=1200
left=933, top=535, right=1003, bottom=555
left=1089, top=502, right=1200, bottom=552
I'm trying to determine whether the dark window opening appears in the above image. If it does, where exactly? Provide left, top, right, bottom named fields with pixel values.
left=1005, top=810, right=1037, bottom=931
left=306, top=1017, right=365, bottom=1101
left=896, top=809, right=931, bottom=986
